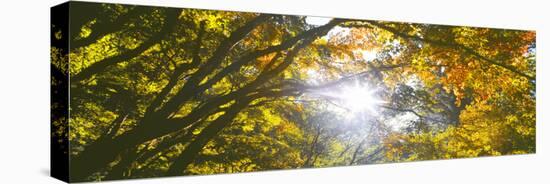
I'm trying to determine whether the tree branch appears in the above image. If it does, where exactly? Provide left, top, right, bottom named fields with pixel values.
left=380, top=105, right=445, bottom=123
left=72, top=9, right=181, bottom=83
left=71, top=6, right=150, bottom=49
left=365, top=21, right=535, bottom=81
left=144, top=21, right=207, bottom=117
left=152, top=14, right=273, bottom=120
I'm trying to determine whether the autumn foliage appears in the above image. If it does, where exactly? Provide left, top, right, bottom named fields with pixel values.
left=51, top=2, right=535, bottom=182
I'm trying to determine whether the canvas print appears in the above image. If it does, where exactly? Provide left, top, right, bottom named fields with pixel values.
left=51, top=1, right=536, bottom=182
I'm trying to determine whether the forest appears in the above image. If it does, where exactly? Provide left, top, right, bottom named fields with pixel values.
left=51, top=2, right=536, bottom=182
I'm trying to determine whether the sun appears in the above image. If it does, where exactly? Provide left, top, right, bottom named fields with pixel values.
left=315, top=81, right=385, bottom=115
left=339, top=83, right=379, bottom=113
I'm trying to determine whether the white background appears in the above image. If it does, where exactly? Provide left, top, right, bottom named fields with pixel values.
left=0, top=0, right=548, bottom=183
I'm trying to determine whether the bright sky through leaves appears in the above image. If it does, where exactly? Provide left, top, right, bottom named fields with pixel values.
left=305, top=16, right=332, bottom=26
left=360, top=49, right=378, bottom=62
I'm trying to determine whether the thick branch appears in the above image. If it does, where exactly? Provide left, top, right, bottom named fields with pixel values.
left=164, top=96, right=253, bottom=176
left=199, top=20, right=341, bottom=93
left=71, top=6, right=149, bottom=49
left=71, top=9, right=181, bottom=83
left=144, top=21, right=206, bottom=117
left=152, top=14, right=272, bottom=120
left=162, top=33, right=325, bottom=174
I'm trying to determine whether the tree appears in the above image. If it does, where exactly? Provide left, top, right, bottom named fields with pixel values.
left=51, top=2, right=535, bottom=181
